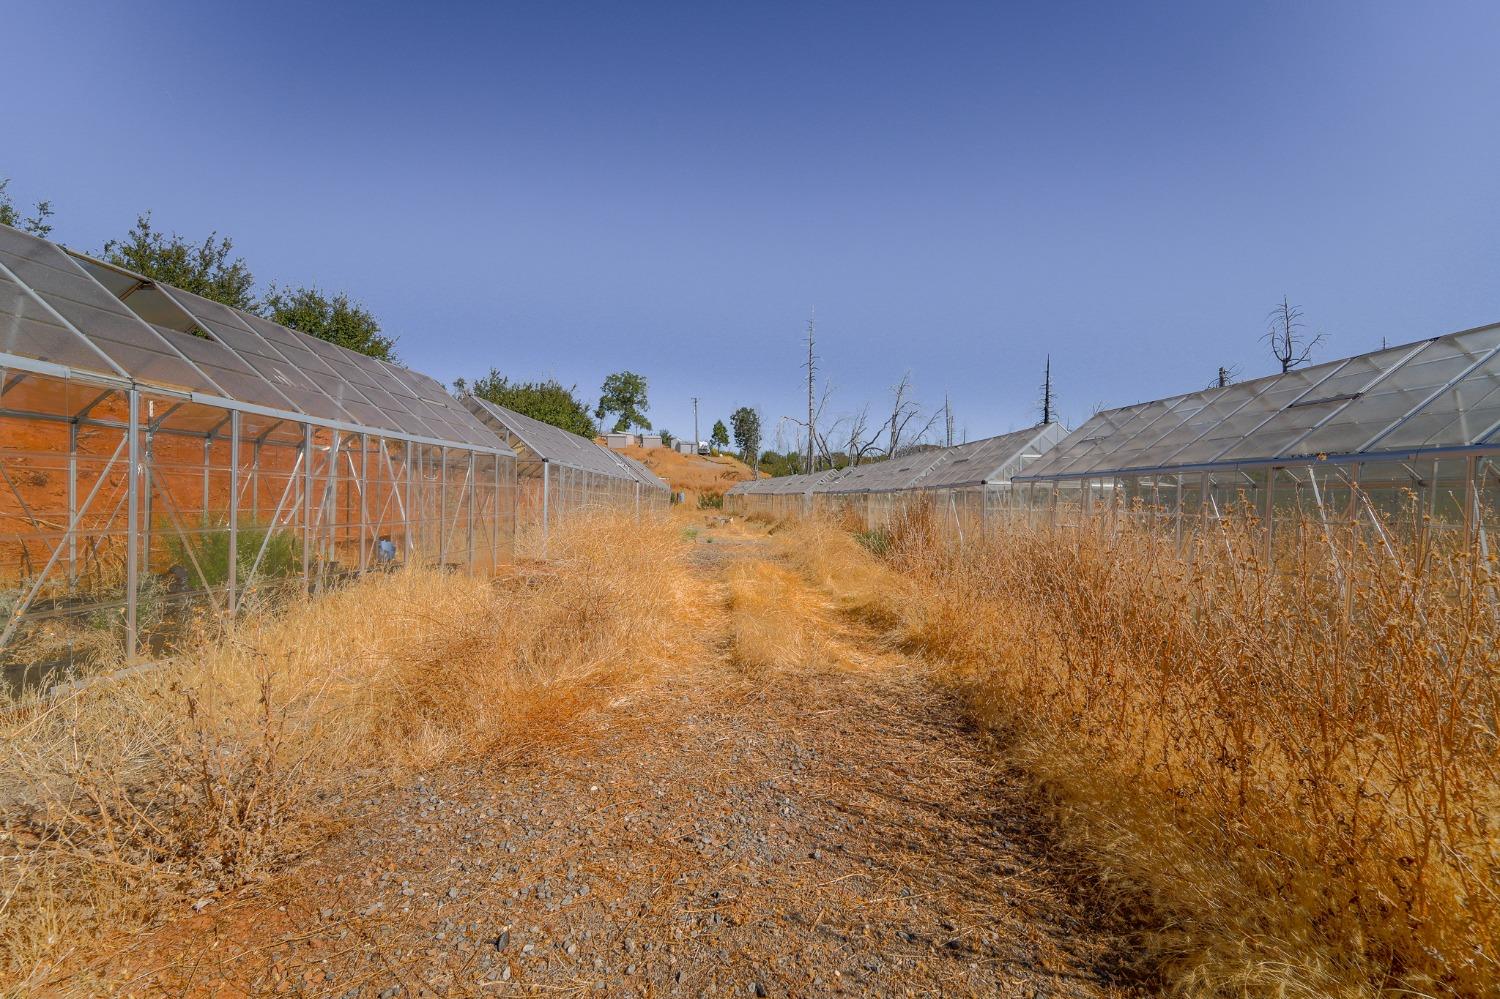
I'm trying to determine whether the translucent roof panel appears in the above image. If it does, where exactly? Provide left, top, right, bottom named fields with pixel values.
left=228, top=310, right=403, bottom=431
left=1366, top=340, right=1500, bottom=451
left=1294, top=325, right=1500, bottom=457
left=1017, top=410, right=1129, bottom=480
left=0, top=260, right=121, bottom=375
left=158, top=286, right=354, bottom=422
left=610, top=454, right=670, bottom=491
left=464, top=396, right=636, bottom=479
left=378, top=363, right=487, bottom=446
left=0, top=225, right=212, bottom=390
left=304, top=342, right=446, bottom=438
left=1084, top=393, right=1216, bottom=473
left=383, top=364, right=497, bottom=448
left=1124, top=380, right=1275, bottom=471
left=1216, top=342, right=1427, bottom=463
left=1161, top=362, right=1347, bottom=468
left=1019, top=323, right=1500, bottom=481
left=154, top=326, right=302, bottom=410
left=913, top=424, right=1066, bottom=489
left=732, top=468, right=844, bottom=496
left=0, top=227, right=511, bottom=453
left=821, top=449, right=948, bottom=494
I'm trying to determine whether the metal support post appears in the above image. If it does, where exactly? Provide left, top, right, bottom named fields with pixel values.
left=202, top=435, right=211, bottom=520
left=228, top=410, right=239, bottom=617
left=405, top=441, right=415, bottom=561
left=141, top=410, right=154, bottom=586
left=467, top=451, right=476, bottom=570
left=302, top=424, right=313, bottom=594
left=67, top=421, right=78, bottom=586
left=125, top=390, right=140, bottom=661
left=541, top=460, right=550, bottom=556
left=358, top=433, right=369, bottom=574
left=439, top=446, right=448, bottom=567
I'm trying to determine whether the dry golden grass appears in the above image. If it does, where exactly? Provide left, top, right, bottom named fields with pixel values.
left=724, top=556, right=898, bottom=676
left=0, top=511, right=707, bottom=994
left=615, top=445, right=753, bottom=500
left=773, top=508, right=1499, bottom=998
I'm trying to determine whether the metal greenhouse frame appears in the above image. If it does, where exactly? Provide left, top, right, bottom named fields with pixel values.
left=1012, top=322, right=1500, bottom=557
left=723, top=468, right=844, bottom=519
left=462, top=397, right=671, bottom=550
left=810, top=424, right=1066, bottom=534
left=0, top=224, right=517, bottom=685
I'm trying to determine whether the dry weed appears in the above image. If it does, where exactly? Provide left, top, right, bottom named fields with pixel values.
left=0, top=511, right=706, bottom=992
left=777, top=510, right=1499, bottom=999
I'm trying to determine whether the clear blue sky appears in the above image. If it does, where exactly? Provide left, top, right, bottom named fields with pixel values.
left=6, top=0, right=1500, bottom=446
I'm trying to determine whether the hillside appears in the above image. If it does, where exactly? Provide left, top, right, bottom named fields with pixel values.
left=615, top=445, right=754, bottom=499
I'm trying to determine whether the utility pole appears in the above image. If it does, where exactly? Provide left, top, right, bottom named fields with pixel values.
left=691, top=396, right=699, bottom=450
left=805, top=308, right=816, bottom=474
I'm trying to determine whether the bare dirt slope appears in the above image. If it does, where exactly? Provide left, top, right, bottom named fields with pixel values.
left=614, top=445, right=753, bottom=501
left=79, top=527, right=1142, bottom=998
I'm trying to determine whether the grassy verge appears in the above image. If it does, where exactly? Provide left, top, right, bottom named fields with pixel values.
left=0, top=511, right=707, bottom=995
left=773, top=512, right=1498, bottom=998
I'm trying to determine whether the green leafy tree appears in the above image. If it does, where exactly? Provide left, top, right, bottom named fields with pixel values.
left=756, top=450, right=803, bottom=477
left=710, top=419, right=729, bottom=451
left=457, top=370, right=598, bottom=439
left=102, top=212, right=257, bottom=310
left=659, top=429, right=675, bottom=447
left=730, top=407, right=762, bottom=470
left=263, top=285, right=396, bottom=361
left=0, top=179, right=53, bottom=237
left=595, top=371, right=651, bottom=433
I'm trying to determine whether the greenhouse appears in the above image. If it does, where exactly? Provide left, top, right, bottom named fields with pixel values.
left=723, top=468, right=844, bottom=520
left=1014, top=322, right=1500, bottom=552
left=462, top=397, right=671, bottom=547
left=811, top=423, right=1067, bottom=533
left=0, top=224, right=517, bottom=685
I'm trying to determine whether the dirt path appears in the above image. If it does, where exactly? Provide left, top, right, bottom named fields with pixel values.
left=86, top=528, right=1143, bottom=998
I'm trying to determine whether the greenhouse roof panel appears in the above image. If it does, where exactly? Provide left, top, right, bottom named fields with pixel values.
left=0, top=225, right=512, bottom=453
left=154, top=326, right=303, bottom=411
left=1014, top=411, right=1123, bottom=480
left=1158, top=363, right=1342, bottom=468
left=0, top=263, right=123, bottom=376
left=464, top=396, right=640, bottom=479
left=1216, top=343, right=1425, bottom=462
left=1018, top=322, right=1500, bottom=480
left=913, top=423, right=1066, bottom=488
left=730, top=468, right=844, bottom=495
left=0, top=225, right=215, bottom=392
left=1364, top=333, right=1500, bottom=451
left=1293, top=325, right=1500, bottom=457
left=1088, top=392, right=1216, bottom=473
left=820, top=448, right=949, bottom=494
left=610, top=454, right=671, bottom=491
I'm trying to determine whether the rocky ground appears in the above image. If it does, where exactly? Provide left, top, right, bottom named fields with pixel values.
left=78, top=531, right=1146, bottom=998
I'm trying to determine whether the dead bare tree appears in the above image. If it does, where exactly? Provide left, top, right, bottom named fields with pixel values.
left=782, top=382, right=838, bottom=472
left=843, top=406, right=886, bottom=466
left=886, top=372, right=940, bottom=457
left=1038, top=356, right=1057, bottom=424
left=1265, top=297, right=1325, bottom=373
left=804, top=309, right=816, bottom=474
left=1213, top=364, right=1241, bottom=388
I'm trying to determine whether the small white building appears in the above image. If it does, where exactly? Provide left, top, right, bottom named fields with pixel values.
left=604, top=432, right=639, bottom=449
left=675, top=440, right=695, bottom=455
left=639, top=433, right=663, bottom=449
